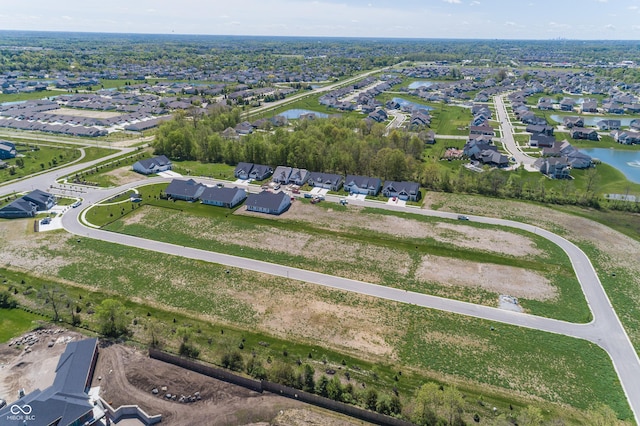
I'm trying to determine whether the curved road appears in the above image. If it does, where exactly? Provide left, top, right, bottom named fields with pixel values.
left=52, top=176, right=640, bottom=423
left=3, top=145, right=640, bottom=421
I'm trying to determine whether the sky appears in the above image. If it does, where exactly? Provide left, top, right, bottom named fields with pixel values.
left=1, top=0, right=640, bottom=40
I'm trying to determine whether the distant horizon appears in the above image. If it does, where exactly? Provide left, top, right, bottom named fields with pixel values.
left=0, top=29, right=638, bottom=44
left=1, top=1, right=640, bottom=40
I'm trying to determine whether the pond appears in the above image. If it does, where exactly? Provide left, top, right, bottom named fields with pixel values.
left=279, top=109, right=329, bottom=119
left=580, top=148, right=640, bottom=183
left=550, top=115, right=637, bottom=127
left=408, top=81, right=434, bottom=89
left=392, top=97, right=434, bottom=112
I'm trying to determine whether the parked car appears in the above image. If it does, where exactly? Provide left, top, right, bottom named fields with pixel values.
left=457, top=215, right=469, bottom=221
left=304, top=193, right=313, bottom=199
left=71, top=200, right=82, bottom=208
left=292, top=188, right=300, bottom=194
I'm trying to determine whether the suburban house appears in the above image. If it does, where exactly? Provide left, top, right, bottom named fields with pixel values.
left=0, top=338, right=99, bottom=426
left=542, top=140, right=592, bottom=169
left=0, top=198, right=38, bottom=218
left=535, top=157, right=570, bottom=179
left=307, top=172, right=344, bottom=191
left=469, top=124, right=494, bottom=136
left=381, top=181, right=421, bottom=201
left=246, top=190, right=291, bottom=215
left=249, top=164, right=273, bottom=181
left=526, top=124, right=554, bottom=136
left=288, top=168, right=310, bottom=186
left=0, top=140, right=16, bottom=159
left=563, top=116, right=584, bottom=128
left=530, top=134, right=556, bottom=148
left=132, top=155, right=172, bottom=175
left=164, top=178, right=205, bottom=201
left=0, top=189, right=56, bottom=219
left=463, top=138, right=508, bottom=167
left=23, top=189, right=56, bottom=210
left=272, top=166, right=292, bottom=184
left=582, top=99, right=598, bottom=113
left=596, top=119, right=621, bottom=131
left=611, top=130, right=640, bottom=145
left=200, top=186, right=247, bottom=208
left=571, top=127, right=599, bottom=141
left=343, top=175, right=382, bottom=196
left=234, top=162, right=254, bottom=180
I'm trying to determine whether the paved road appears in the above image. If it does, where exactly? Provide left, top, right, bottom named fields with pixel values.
left=53, top=176, right=640, bottom=423
left=4, top=136, right=640, bottom=421
left=494, top=95, right=536, bottom=169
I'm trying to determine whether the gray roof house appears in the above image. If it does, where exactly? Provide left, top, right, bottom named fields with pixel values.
left=596, top=119, right=621, bottom=131
left=0, top=338, right=98, bottom=426
left=234, top=162, right=254, bottom=180
left=530, top=134, right=556, bottom=148
left=200, top=186, right=247, bottom=208
left=249, top=164, right=273, bottom=181
left=0, top=198, right=38, bottom=218
left=132, top=155, right=172, bottom=175
left=343, top=175, right=382, bottom=196
left=535, top=157, right=570, bottom=179
left=165, top=179, right=205, bottom=201
left=0, top=139, right=16, bottom=159
left=23, top=189, right=56, bottom=211
left=307, top=172, right=343, bottom=191
left=381, top=181, right=421, bottom=201
left=289, top=168, right=310, bottom=186
left=272, top=166, right=292, bottom=184
left=246, top=190, right=291, bottom=215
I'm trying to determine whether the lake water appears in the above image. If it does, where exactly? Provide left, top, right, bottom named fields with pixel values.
left=580, top=148, right=640, bottom=183
left=550, top=115, right=637, bottom=127
left=392, top=97, right=434, bottom=112
left=408, top=81, right=434, bottom=89
left=280, top=109, right=329, bottom=119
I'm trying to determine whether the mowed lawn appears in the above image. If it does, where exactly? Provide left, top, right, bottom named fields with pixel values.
left=0, top=309, right=42, bottom=343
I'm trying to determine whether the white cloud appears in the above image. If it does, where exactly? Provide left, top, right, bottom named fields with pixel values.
left=442, top=0, right=461, bottom=4
left=470, top=0, right=480, bottom=5
left=604, top=24, right=615, bottom=30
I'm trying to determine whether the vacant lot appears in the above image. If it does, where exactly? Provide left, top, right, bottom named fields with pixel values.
left=53, top=107, right=123, bottom=119
left=426, top=191, right=640, bottom=351
left=0, top=220, right=630, bottom=419
left=103, top=197, right=581, bottom=320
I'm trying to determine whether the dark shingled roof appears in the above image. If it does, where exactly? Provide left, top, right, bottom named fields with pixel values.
left=0, top=338, right=98, bottom=426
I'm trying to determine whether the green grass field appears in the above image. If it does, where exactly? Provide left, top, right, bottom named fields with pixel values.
left=83, top=182, right=591, bottom=324
left=0, top=143, right=81, bottom=183
left=0, top=235, right=630, bottom=422
left=171, top=161, right=236, bottom=179
left=0, top=308, right=44, bottom=343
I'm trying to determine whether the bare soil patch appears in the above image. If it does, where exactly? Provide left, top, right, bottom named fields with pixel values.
left=53, top=107, right=123, bottom=119
left=94, top=343, right=369, bottom=426
left=274, top=202, right=541, bottom=258
left=415, top=255, right=556, bottom=301
left=0, top=328, right=85, bottom=403
left=101, top=166, right=146, bottom=186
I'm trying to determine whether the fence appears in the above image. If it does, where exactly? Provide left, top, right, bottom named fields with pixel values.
left=148, top=349, right=415, bottom=426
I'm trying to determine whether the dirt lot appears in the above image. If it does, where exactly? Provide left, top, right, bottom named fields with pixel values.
left=101, top=167, right=147, bottom=186
left=94, top=342, right=371, bottom=426
left=53, top=107, right=123, bottom=119
left=0, top=330, right=370, bottom=426
left=0, top=329, right=85, bottom=403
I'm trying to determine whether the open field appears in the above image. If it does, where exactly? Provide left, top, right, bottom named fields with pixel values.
left=0, top=143, right=81, bottom=183
left=0, top=224, right=631, bottom=422
left=85, top=184, right=589, bottom=322
left=425, top=192, right=640, bottom=356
